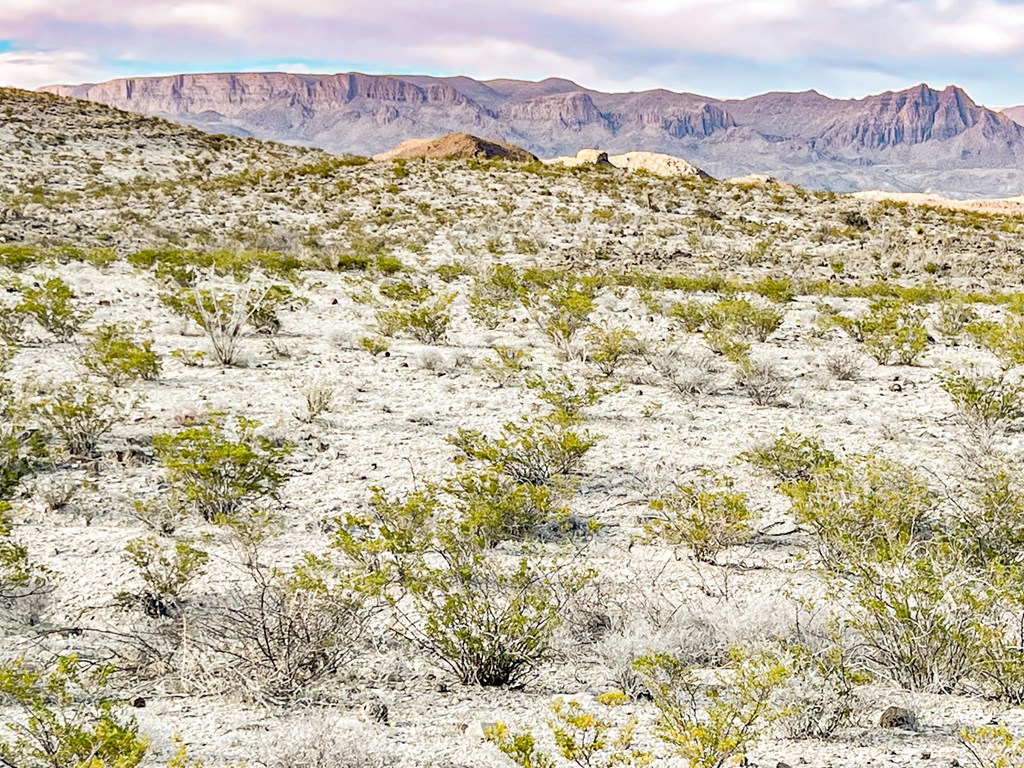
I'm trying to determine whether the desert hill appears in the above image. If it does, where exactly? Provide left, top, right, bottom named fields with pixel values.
left=40, top=72, right=1024, bottom=196
left=5, top=86, right=1024, bottom=767
left=372, top=132, right=537, bottom=161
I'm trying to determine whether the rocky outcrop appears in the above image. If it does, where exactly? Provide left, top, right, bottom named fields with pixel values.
left=38, top=73, right=1024, bottom=196
left=608, top=151, right=708, bottom=178
left=547, top=149, right=707, bottom=178
left=373, top=132, right=537, bottom=162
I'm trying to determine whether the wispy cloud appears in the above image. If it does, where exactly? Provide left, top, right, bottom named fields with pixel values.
left=0, top=0, right=1023, bottom=103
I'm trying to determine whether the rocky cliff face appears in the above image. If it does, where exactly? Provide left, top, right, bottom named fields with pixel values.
left=40, top=73, right=1024, bottom=196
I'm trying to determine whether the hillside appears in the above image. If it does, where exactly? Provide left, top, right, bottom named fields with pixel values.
left=41, top=73, right=1024, bottom=196
left=5, top=87, right=1024, bottom=767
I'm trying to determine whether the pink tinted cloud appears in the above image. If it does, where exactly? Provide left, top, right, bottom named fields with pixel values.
left=1, top=0, right=1024, bottom=94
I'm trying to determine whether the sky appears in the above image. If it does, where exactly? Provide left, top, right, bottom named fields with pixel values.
left=1, top=0, right=1024, bottom=106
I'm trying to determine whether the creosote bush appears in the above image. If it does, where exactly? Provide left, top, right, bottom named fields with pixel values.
left=118, top=535, right=209, bottom=618
left=783, top=455, right=935, bottom=569
left=15, top=275, right=91, bottom=342
left=527, top=274, right=598, bottom=359
left=704, top=298, right=784, bottom=342
left=334, top=486, right=592, bottom=687
left=959, top=724, right=1024, bottom=768
left=83, top=322, right=161, bottom=386
left=153, top=415, right=292, bottom=522
left=478, top=344, right=532, bottom=387
left=0, top=654, right=149, bottom=768
left=197, top=554, right=369, bottom=701
left=822, top=298, right=928, bottom=365
left=586, top=323, right=639, bottom=377
left=938, top=367, right=1024, bottom=436
left=469, top=264, right=524, bottom=329
left=375, top=291, right=455, bottom=344
left=449, top=410, right=598, bottom=489
left=968, top=316, right=1024, bottom=369
left=487, top=691, right=652, bottom=768
left=634, top=645, right=791, bottom=768
left=647, top=471, right=753, bottom=563
left=741, top=429, right=838, bottom=483
left=34, top=381, right=126, bottom=459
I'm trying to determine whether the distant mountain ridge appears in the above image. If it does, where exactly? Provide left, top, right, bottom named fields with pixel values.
left=39, top=72, right=1024, bottom=197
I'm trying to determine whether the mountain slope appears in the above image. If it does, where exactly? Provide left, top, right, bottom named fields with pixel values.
left=40, top=73, right=1024, bottom=196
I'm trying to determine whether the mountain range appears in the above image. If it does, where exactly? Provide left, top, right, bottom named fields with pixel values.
left=39, top=72, right=1024, bottom=197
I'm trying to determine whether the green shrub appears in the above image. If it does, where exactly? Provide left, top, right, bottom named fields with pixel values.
left=0, top=304, right=25, bottom=346
left=668, top=299, right=708, bottom=332
left=752, top=276, right=796, bottom=303
left=968, top=317, right=1024, bottom=368
left=734, top=359, right=787, bottom=406
left=83, top=323, right=161, bottom=386
left=119, top=535, right=208, bottom=618
left=468, top=264, right=524, bottom=329
left=827, top=298, right=928, bottom=365
left=525, top=374, right=613, bottom=419
left=334, top=487, right=591, bottom=687
left=0, top=655, right=149, bottom=768
left=449, top=411, right=598, bottom=488
left=971, top=563, right=1024, bottom=703
left=198, top=554, right=367, bottom=701
left=741, top=429, right=839, bottom=483
left=527, top=276, right=598, bottom=358
left=477, top=344, right=531, bottom=387
left=844, top=543, right=980, bottom=692
left=153, top=415, right=292, bottom=522
left=939, top=367, right=1024, bottom=435
left=704, top=298, right=784, bottom=342
left=0, top=506, right=46, bottom=603
left=959, top=468, right=1024, bottom=567
left=445, top=468, right=574, bottom=546
left=935, top=299, right=978, bottom=342
left=356, top=334, right=390, bottom=356
left=34, top=381, right=125, bottom=459
left=775, top=642, right=865, bottom=740
left=16, top=276, right=91, bottom=342
left=375, top=291, right=455, bottom=344
left=703, top=328, right=751, bottom=363
left=633, top=645, right=791, bottom=768
left=783, top=456, right=935, bottom=569
left=959, top=724, right=1024, bottom=768
left=586, top=323, right=639, bottom=377
left=436, top=261, right=474, bottom=283
left=647, top=471, right=753, bottom=563
left=0, top=398, right=43, bottom=499
left=487, top=692, right=651, bottom=768
left=129, top=247, right=304, bottom=285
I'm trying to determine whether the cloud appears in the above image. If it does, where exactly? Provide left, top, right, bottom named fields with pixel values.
left=0, top=1, right=1023, bottom=102
left=0, top=49, right=104, bottom=88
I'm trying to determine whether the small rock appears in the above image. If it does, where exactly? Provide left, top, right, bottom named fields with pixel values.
left=174, top=408, right=198, bottom=425
left=361, top=700, right=389, bottom=724
left=889, top=382, right=902, bottom=392
left=879, top=705, right=918, bottom=730
left=465, top=721, right=496, bottom=741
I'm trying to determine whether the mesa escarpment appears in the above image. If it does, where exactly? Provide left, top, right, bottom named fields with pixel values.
left=40, top=73, right=1024, bottom=196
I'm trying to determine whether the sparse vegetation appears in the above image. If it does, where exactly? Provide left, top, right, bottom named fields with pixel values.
left=6, top=84, right=1024, bottom=766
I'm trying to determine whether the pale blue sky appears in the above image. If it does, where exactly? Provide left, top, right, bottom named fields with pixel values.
left=1, top=0, right=1023, bottom=106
